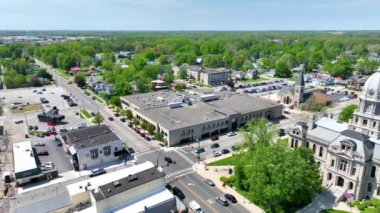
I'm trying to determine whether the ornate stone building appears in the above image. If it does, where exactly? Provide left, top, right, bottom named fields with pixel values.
left=288, top=71, right=380, bottom=200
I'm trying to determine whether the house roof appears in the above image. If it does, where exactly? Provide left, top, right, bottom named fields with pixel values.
left=62, top=125, right=120, bottom=149
left=70, top=67, right=81, bottom=72
left=91, top=167, right=165, bottom=201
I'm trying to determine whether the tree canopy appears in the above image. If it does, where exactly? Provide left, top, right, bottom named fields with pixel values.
left=338, top=104, right=358, bottom=122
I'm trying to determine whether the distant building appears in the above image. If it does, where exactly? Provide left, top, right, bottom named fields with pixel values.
left=65, top=161, right=177, bottom=213
left=68, top=67, right=81, bottom=75
left=176, top=64, right=231, bottom=85
left=88, top=80, right=115, bottom=94
left=151, top=80, right=169, bottom=91
left=121, top=91, right=282, bottom=146
left=61, top=125, right=124, bottom=170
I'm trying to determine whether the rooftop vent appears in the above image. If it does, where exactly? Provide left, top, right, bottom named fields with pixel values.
left=113, top=180, right=121, bottom=187
left=107, top=189, right=112, bottom=193
left=127, top=174, right=137, bottom=182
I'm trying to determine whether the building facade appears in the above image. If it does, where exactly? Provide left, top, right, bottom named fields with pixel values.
left=121, top=91, right=283, bottom=146
left=61, top=125, right=124, bottom=170
left=288, top=71, right=380, bottom=200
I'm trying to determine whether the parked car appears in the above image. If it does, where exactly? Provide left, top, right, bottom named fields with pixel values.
left=221, top=149, right=230, bottom=154
left=34, top=142, right=45, bottom=146
left=90, top=112, right=96, bottom=116
left=211, top=135, right=219, bottom=141
left=59, top=127, right=68, bottom=132
left=42, top=162, right=54, bottom=169
left=231, top=145, right=237, bottom=151
left=33, top=125, right=39, bottom=130
left=164, top=157, right=173, bottom=163
left=61, top=94, right=70, bottom=99
left=193, top=147, right=205, bottom=154
left=227, top=132, right=236, bottom=137
left=172, top=186, right=185, bottom=200
left=225, top=193, right=237, bottom=203
left=89, top=168, right=106, bottom=177
left=108, top=117, right=114, bottom=121
left=37, top=91, right=43, bottom=94
left=144, top=136, right=151, bottom=141
left=42, top=88, right=46, bottom=91
left=38, top=151, right=49, bottom=156
left=213, top=152, right=222, bottom=157
left=203, top=178, right=215, bottom=186
left=120, top=118, right=126, bottom=122
left=277, top=129, right=286, bottom=137
left=189, top=200, right=204, bottom=213
left=210, top=143, right=220, bottom=149
left=216, top=196, right=229, bottom=206
left=28, top=125, right=34, bottom=130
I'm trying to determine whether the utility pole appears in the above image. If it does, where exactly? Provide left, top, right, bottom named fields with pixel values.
left=197, top=138, right=200, bottom=164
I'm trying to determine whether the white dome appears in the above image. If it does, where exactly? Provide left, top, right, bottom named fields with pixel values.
left=362, top=72, right=380, bottom=101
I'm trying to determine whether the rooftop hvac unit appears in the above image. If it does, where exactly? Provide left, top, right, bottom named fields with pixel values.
left=168, top=101, right=182, bottom=109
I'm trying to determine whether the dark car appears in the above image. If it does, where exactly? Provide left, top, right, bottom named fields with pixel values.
left=57, top=142, right=62, bottom=146
left=164, top=157, right=173, bottom=163
left=90, top=112, right=96, bottom=116
left=42, top=88, right=46, bottom=91
left=210, top=143, right=220, bottom=149
left=38, top=151, right=49, bottom=156
left=277, top=129, right=286, bottom=137
left=221, top=149, right=230, bottom=154
left=61, top=94, right=70, bottom=99
left=108, top=117, right=114, bottom=121
left=211, top=135, right=219, bottom=141
left=33, top=125, right=39, bottom=130
left=193, top=147, right=205, bottom=154
left=120, top=118, right=126, bottom=122
left=172, top=186, right=185, bottom=200
left=144, top=136, right=151, bottom=141
left=89, top=168, right=106, bottom=177
left=28, top=125, right=34, bottom=130
left=127, top=147, right=135, bottom=154
left=225, top=193, right=237, bottom=203
left=216, top=196, right=229, bottom=206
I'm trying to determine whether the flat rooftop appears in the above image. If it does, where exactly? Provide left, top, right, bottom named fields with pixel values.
left=67, top=161, right=155, bottom=197
left=92, top=167, right=165, bottom=201
left=123, top=91, right=282, bottom=130
left=13, top=141, right=38, bottom=174
left=62, top=125, right=120, bottom=149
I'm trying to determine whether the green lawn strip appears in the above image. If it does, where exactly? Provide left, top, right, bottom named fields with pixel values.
left=56, top=69, right=70, bottom=80
left=238, top=77, right=270, bottom=83
left=208, top=153, right=246, bottom=166
left=11, top=103, right=44, bottom=114
left=80, top=109, right=92, bottom=119
left=83, top=88, right=107, bottom=104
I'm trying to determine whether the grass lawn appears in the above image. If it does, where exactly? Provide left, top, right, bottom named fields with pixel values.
left=208, top=153, right=246, bottom=166
left=11, top=103, right=44, bottom=114
left=56, top=69, right=70, bottom=80
left=80, top=109, right=91, bottom=119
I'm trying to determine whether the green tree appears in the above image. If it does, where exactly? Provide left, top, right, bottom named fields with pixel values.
left=109, top=96, right=121, bottom=107
left=236, top=143, right=321, bottom=213
left=92, top=112, right=104, bottom=125
left=275, top=60, right=292, bottom=78
left=159, top=55, right=169, bottom=65
left=124, top=109, right=133, bottom=121
left=155, top=132, right=164, bottom=141
left=239, top=118, right=277, bottom=150
left=146, top=123, right=155, bottom=136
left=338, top=104, right=358, bottom=122
left=133, top=117, right=140, bottom=126
left=178, top=67, right=187, bottom=79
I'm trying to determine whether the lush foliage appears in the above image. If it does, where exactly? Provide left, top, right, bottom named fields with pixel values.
left=338, top=104, right=358, bottom=122
left=92, top=112, right=104, bottom=125
left=74, top=72, right=86, bottom=87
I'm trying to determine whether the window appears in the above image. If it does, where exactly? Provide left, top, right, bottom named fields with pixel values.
left=295, top=140, right=298, bottom=148
left=377, top=187, right=380, bottom=196
left=312, top=144, right=316, bottom=153
left=341, top=144, right=346, bottom=150
left=374, top=122, right=377, bottom=128
left=331, top=160, right=335, bottom=167
left=90, top=149, right=98, bottom=159
left=363, top=119, right=368, bottom=126
left=103, top=146, right=111, bottom=156
left=327, top=173, right=332, bottom=180
left=351, top=167, right=356, bottom=176
left=339, top=159, right=348, bottom=172
left=368, top=183, right=373, bottom=192
left=115, top=147, right=118, bottom=151
left=319, top=147, right=323, bottom=157
left=291, top=138, right=294, bottom=148
left=349, top=182, right=353, bottom=190
left=355, top=117, right=358, bottom=123
left=371, top=166, right=376, bottom=178
left=306, top=142, right=309, bottom=148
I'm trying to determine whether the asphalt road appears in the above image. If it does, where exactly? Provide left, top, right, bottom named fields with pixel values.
left=35, top=59, right=155, bottom=152
left=171, top=173, right=250, bottom=213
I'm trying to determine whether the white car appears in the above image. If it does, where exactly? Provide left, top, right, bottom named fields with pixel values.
left=42, top=162, right=55, bottom=170
left=227, top=132, right=237, bottom=137
left=213, top=152, right=222, bottom=157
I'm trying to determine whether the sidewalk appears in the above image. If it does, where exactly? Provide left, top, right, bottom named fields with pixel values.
left=196, top=164, right=265, bottom=213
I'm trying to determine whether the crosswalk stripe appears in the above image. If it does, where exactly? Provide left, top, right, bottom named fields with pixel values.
left=165, top=167, right=194, bottom=178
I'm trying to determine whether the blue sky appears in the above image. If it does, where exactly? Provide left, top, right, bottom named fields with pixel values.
left=0, top=0, right=379, bottom=30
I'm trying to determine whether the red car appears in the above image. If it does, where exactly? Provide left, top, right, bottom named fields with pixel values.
left=38, top=151, right=49, bottom=156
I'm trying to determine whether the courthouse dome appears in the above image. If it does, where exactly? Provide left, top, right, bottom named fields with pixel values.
left=362, top=71, right=380, bottom=101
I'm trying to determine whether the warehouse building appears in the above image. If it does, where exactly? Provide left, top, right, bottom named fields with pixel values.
left=121, top=90, right=283, bottom=146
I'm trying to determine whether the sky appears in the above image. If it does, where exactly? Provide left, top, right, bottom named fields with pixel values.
left=0, top=0, right=379, bottom=31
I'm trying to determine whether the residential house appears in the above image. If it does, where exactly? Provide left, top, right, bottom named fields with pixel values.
left=61, top=125, right=124, bottom=171
left=88, top=80, right=115, bottom=95
left=68, top=67, right=81, bottom=75
left=151, top=80, right=169, bottom=91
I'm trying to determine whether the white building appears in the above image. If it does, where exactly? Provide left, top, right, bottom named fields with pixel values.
left=65, top=161, right=176, bottom=213
left=13, top=141, right=41, bottom=185
left=288, top=70, right=380, bottom=201
left=61, top=125, right=124, bottom=171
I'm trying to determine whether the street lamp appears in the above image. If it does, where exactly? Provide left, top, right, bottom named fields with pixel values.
left=197, top=138, right=200, bottom=164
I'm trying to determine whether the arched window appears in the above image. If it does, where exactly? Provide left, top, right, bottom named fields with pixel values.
left=349, top=182, right=354, bottom=190
left=327, top=173, right=332, bottom=180
left=368, top=183, right=373, bottom=192
left=371, top=166, right=376, bottom=178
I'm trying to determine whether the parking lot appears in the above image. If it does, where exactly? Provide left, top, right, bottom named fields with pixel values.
left=0, top=85, right=95, bottom=175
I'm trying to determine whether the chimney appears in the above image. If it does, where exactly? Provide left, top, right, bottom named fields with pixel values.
left=308, top=114, right=317, bottom=130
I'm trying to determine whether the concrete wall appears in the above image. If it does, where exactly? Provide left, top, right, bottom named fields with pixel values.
left=94, top=177, right=166, bottom=213
left=77, top=140, right=124, bottom=170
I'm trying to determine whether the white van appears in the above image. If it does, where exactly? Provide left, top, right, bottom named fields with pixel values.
left=189, top=200, right=204, bottom=213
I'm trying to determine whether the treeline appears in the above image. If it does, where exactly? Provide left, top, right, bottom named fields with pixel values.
left=13, top=32, right=380, bottom=92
